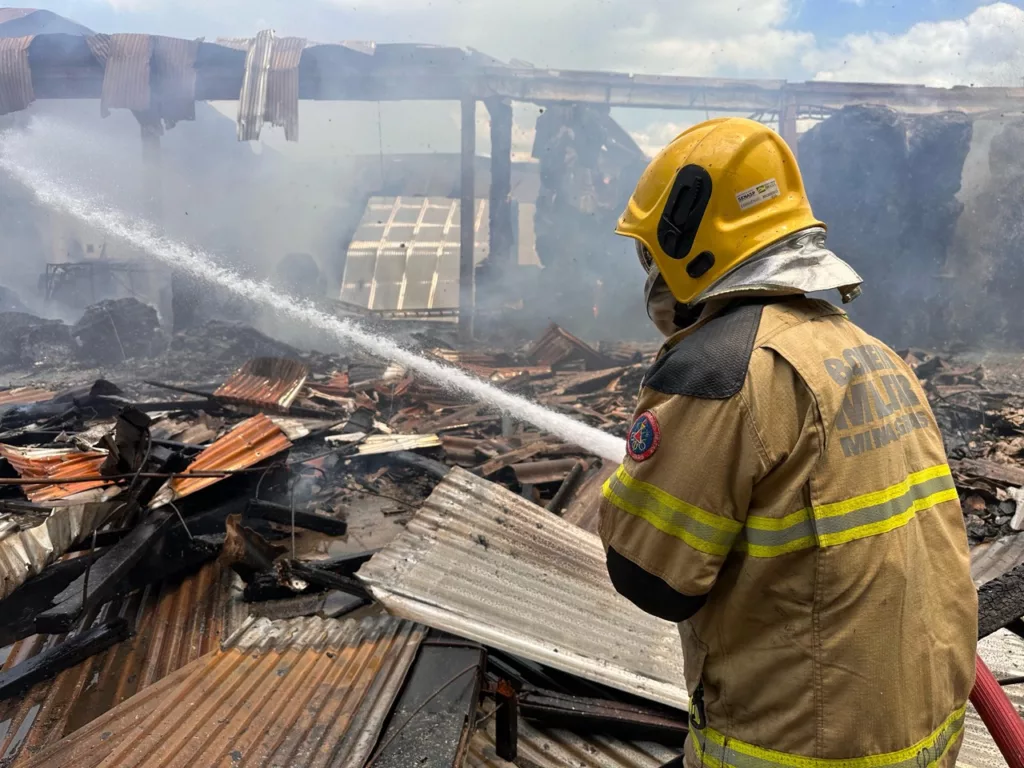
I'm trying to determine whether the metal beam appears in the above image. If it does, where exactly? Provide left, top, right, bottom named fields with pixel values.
left=459, top=95, right=476, bottom=342
left=23, top=35, right=1024, bottom=114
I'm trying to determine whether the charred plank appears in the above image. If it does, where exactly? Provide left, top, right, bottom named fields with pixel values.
left=246, top=499, right=348, bottom=536
left=0, top=618, right=131, bottom=701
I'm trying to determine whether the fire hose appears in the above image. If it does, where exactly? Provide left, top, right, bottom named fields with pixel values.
left=970, top=655, right=1024, bottom=768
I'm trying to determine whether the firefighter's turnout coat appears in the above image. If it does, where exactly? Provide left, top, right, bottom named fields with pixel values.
left=598, top=297, right=977, bottom=767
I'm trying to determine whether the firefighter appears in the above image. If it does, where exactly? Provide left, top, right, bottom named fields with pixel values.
left=599, top=117, right=977, bottom=767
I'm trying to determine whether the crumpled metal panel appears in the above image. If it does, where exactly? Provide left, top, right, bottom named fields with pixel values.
left=330, top=433, right=442, bottom=454
left=87, top=33, right=152, bottom=116
left=358, top=467, right=688, bottom=710
left=214, top=357, right=310, bottom=413
left=0, top=500, right=114, bottom=600
left=528, top=324, right=615, bottom=371
left=267, top=36, right=305, bottom=141
left=0, top=446, right=113, bottom=503
left=970, top=534, right=1024, bottom=586
left=467, top=716, right=677, bottom=767
left=151, top=35, right=201, bottom=125
left=148, top=413, right=292, bottom=508
left=340, top=196, right=489, bottom=312
left=0, top=561, right=244, bottom=767
left=0, top=35, right=33, bottom=116
left=19, top=615, right=425, bottom=768
left=220, top=30, right=274, bottom=141
left=0, top=388, right=54, bottom=409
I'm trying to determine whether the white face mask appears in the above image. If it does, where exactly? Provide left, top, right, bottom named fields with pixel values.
left=645, top=267, right=702, bottom=337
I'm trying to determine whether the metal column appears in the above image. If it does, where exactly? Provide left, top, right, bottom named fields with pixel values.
left=486, top=98, right=514, bottom=269
left=779, top=93, right=799, bottom=160
left=459, top=95, right=477, bottom=341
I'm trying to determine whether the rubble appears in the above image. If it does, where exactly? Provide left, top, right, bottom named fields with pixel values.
left=70, top=297, right=165, bottom=364
left=0, top=312, right=74, bottom=369
left=0, top=309, right=1019, bottom=767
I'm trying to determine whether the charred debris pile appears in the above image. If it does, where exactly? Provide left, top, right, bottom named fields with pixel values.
left=0, top=296, right=1022, bottom=764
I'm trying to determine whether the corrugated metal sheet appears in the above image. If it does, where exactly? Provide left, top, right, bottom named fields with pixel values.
left=467, top=715, right=677, bottom=768
left=349, top=433, right=443, bottom=454
left=0, top=446, right=113, bottom=503
left=0, top=500, right=115, bottom=600
left=214, top=357, right=310, bottom=413
left=358, top=467, right=688, bottom=710
left=148, top=413, right=292, bottom=508
left=0, top=560, right=244, bottom=767
left=0, top=389, right=54, bottom=409
left=562, top=463, right=614, bottom=535
left=151, top=35, right=200, bottom=125
left=266, top=36, right=305, bottom=141
left=88, top=33, right=152, bottom=116
left=957, top=630, right=1024, bottom=768
left=0, top=35, right=32, bottom=116
left=340, top=196, right=489, bottom=312
left=971, top=534, right=1024, bottom=586
left=528, top=324, right=615, bottom=370
left=511, top=458, right=581, bottom=485
left=220, top=30, right=274, bottom=141
left=19, top=615, right=426, bottom=768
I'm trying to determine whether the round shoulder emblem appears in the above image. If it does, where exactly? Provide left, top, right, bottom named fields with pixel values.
left=627, top=410, right=661, bottom=462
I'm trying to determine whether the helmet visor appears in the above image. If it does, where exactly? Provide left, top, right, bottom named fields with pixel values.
left=636, top=241, right=655, bottom=274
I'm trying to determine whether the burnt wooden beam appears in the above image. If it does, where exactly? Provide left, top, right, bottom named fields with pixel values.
left=0, top=618, right=131, bottom=701
left=35, top=507, right=176, bottom=634
left=246, top=499, right=348, bottom=536
left=516, top=685, right=688, bottom=745
left=369, top=634, right=485, bottom=766
left=978, top=562, right=1024, bottom=639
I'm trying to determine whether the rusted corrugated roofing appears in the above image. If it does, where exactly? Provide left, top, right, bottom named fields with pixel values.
left=87, top=33, right=152, bottom=116
left=151, top=35, right=200, bottom=125
left=0, top=560, right=244, bottom=766
left=0, top=446, right=113, bottom=503
left=528, top=324, right=616, bottom=371
left=20, top=615, right=426, bottom=768
left=467, top=716, right=677, bottom=767
left=213, top=357, right=310, bottom=412
left=0, top=500, right=115, bottom=601
left=0, top=35, right=33, bottom=116
left=148, top=413, right=292, bottom=508
left=358, top=467, right=688, bottom=710
left=267, top=36, right=304, bottom=141
left=511, top=458, right=583, bottom=485
left=0, top=388, right=54, bottom=409
left=562, top=462, right=614, bottom=535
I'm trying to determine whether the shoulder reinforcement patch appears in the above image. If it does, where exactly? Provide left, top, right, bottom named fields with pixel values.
left=643, top=302, right=765, bottom=399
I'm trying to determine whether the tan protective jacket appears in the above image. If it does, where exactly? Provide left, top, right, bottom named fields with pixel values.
left=599, top=297, right=977, bottom=767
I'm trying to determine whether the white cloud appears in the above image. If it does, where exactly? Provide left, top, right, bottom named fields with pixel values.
left=807, top=2, right=1024, bottom=87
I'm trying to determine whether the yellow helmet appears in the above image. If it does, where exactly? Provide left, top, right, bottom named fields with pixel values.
left=616, top=117, right=824, bottom=305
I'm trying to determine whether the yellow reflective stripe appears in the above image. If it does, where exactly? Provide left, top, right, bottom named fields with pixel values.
left=814, top=464, right=951, bottom=520
left=602, top=466, right=741, bottom=557
left=737, top=464, right=957, bottom=558
left=692, top=704, right=966, bottom=768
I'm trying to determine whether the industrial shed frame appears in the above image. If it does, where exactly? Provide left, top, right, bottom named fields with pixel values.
left=14, top=31, right=1024, bottom=337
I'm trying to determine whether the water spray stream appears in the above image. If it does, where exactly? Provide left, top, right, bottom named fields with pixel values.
left=0, top=138, right=625, bottom=462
